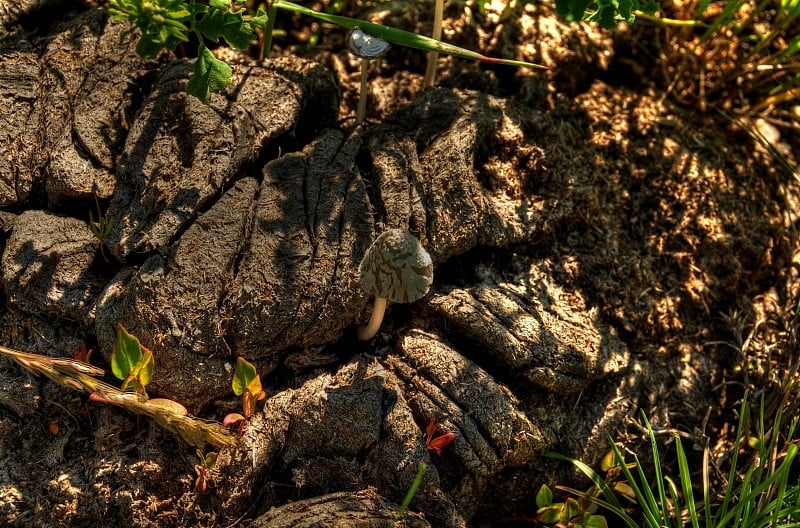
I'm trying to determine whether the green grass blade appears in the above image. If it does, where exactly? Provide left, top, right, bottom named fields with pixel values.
left=545, top=451, right=625, bottom=511
left=392, top=461, right=427, bottom=525
left=273, top=0, right=547, bottom=69
left=640, top=415, right=670, bottom=527
left=715, top=397, right=750, bottom=525
left=704, top=442, right=714, bottom=528
left=675, top=436, right=700, bottom=528
left=608, top=441, right=662, bottom=528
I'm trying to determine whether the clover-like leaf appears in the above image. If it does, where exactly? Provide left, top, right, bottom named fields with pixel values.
left=585, top=515, right=609, bottom=528
left=195, top=3, right=267, bottom=49
left=186, top=45, right=232, bottom=103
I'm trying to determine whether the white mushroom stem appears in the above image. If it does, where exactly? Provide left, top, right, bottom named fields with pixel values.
left=356, top=58, right=369, bottom=125
left=357, top=296, right=388, bottom=341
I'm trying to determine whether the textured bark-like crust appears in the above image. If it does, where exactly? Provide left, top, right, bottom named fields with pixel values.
left=2, top=210, right=104, bottom=326
left=95, top=178, right=261, bottom=404
left=106, top=58, right=329, bottom=256
left=217, top=359, right=467, bottom=527
left=251, top=488, right=431, bottom=528
left=0, top=10, right=162, bottom=206
left=223, top=129, right=374, bottom=357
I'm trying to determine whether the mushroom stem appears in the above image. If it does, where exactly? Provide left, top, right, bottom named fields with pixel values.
left=356, top=58, right=369, bottom=125
left=357, top=296, right=388, bottom=341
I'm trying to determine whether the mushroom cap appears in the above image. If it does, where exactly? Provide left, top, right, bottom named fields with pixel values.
left=346, top=27, right=391, bottom=59
left=359, top=229, right=433, bottom=303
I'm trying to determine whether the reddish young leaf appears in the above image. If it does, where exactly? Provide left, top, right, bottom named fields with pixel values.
left=194, top=468, right=208, bottom=494
left=73, top=344, right=92, bottom=363
left=427, top=432, right=456, bottom=455
left=223, top=413, right=246, bottom=427
left=424, top=417, right=456, bottom=455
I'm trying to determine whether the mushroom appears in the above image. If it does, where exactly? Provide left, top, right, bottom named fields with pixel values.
left=346, top=27, right=391, bottom=125
left=357, top=229, right=433, bottom=341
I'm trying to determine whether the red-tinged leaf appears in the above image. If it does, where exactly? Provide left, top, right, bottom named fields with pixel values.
left=194, top=472, right=208, bottom=494
left=223, top=413, right=245, bottom=427
left=73, top=344, right=92, bottom=363
left=146, top=398, right=188, bottom=416
left=425, top=417, right=437, bottom=439
left=427, top=432, right=456, bottom=455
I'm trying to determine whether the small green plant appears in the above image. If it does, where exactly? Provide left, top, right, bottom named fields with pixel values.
left=193, top=449, right=219, bottom=493
left=109, top=0, right=267, bottom=102
left=533, top=449, right=636, bottom=528
left=110, top=323, right=154, bottom=397
left=223, top=356, right=266, bottom=435
left=536, top=483, right=609, bottom=528
left=0, top=328, right=236, bottom=450
left=88, top=204, right=114, bottom=264
left=657, top=0, right=800, bottom=119
left=555, top=0, right=660, bottom=28
left=108, top=0, right=545, bottom=103
left=389, top=462, right=428, bottom=527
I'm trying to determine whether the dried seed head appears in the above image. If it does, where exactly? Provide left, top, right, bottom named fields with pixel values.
left=346, top=27, right=391, bottom=59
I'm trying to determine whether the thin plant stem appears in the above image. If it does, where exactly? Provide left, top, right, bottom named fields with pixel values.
left=391, top=462, right=427, bottom=526
left=260, top=1, right=279, bottom=60
left=423, top=0, right=444, bottom=88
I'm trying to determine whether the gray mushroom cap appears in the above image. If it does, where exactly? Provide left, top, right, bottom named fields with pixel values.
left=359, top=229, right=433, bottom=303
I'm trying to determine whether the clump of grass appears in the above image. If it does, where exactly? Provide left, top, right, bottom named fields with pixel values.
left=546, top=390, right=800, bottom=528
left=655, top=0, right=800, bottom=121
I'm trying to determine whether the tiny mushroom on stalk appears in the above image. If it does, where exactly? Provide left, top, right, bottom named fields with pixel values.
left=357, top=228, right=433, bottom=341
left=346, top=26, right=391, bottom=125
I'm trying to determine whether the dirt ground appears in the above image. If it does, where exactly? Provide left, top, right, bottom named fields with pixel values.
left=1, top=1, right=799, bottom=527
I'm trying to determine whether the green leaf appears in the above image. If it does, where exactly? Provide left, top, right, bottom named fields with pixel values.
left=196, top=4, right=267, bottom=49
left=597, top=5, right=617, bottom=28
left=537, top=504, right=564, bottom=523
left=129, top=344, right=154, bottom=388
left=232, top=357, right=258, bottom=396
left=569, top=0, right=593, bottom=21
left=203, top=451, right=218, bottom=469
left=586, top=514, right=609, bottom=528
left=536, top=484, right=554, bottom=508
left=618, top=0, right=635, bottom=20
left=186, top=45, right=232, bottom=103
left=112, top=323, right=144, bottom=381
